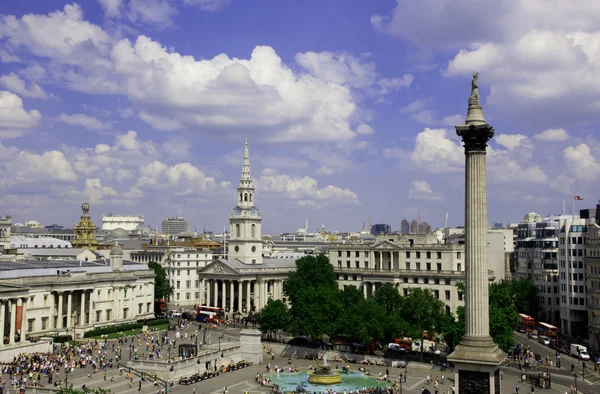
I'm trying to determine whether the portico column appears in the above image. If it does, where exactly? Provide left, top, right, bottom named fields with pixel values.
left=380, top=252, right=383, bottom=271
left=206, top=280, right=211, bottom=306
left=237, top=281, right=243, bottom=312
left=213, top=280, right=218, bottom=308
left=200, top=279, right=206, bottom=306
left=57, top=293, right=64, bottom=329
left=253, top=281, right=259, bottom=311
left=229, top=280, right=235, bottom=312
left=391, top=252, right=394, bottom=271
left=0, top=301, right=5, bottom=346
left=9, top=299, right=16, bottom=344
left=363, top=282, right=368, bottom=298
left=20, top=298, right=27, bottom=342
left=80, top=292, right=86, bottom=326
left=246, top=281, right=251, bottom=312
left=88, top=291, right=94, bottom=324
left=219, top=280, right=225, bottom=309
left=67, top=292, right=73, bottom=327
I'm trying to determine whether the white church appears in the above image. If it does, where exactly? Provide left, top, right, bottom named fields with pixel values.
left=197, top=139, right=296, bottom=314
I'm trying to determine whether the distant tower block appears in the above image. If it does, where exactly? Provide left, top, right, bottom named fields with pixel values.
left=447, top=73, right=505, bottom=394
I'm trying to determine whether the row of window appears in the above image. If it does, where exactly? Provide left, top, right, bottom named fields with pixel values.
left=171, top=279, right=201, bottom=289
left=336, top=261, right=458, bottom=272
left=560, top=248, right=586, bottom=257
left=560, top=272, right=585, bottom=281
left=559, top=261, right=585, bottom=269
left=335, top=250, right=456, bottom=260
left=561, top=296, right=586, bottom=306
left=173, top=292, right=201, bottom=301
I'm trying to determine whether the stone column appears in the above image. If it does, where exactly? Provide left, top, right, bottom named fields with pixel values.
left=88, top=291, right=94, bottom=324
left=379, top=252, right=383, bottom=271
left=220, top=280, right=225, bottom=309
left=363, top=282, right=368, bottom=298
left=80, top=292, right=86, bottom=326
left=20, top=298, right=26, bottom=342
left=206, top=280, right=211, bottom=306
left=201, top=279, right=206, bottom=306
left=66, top=292, right=73, bottom=328
left=253, top=281, right=260, bottom=310
left=57, top=293, right=63, bottom=329
left=9, top=300, right=16, bottom=344
left=448, top=73, right=504, bottom=394
left=246, top=281, right=251, bottom=312
left=229, top=280, right=235, bottom=312
left=237, top=281, right=243, bottom=311
left=0, top=301, right=5, bottom=346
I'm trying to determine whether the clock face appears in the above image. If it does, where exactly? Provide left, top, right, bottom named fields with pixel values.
left=235, top=208, right=241, bottom=215
left=250, top=208, right=256, bottom=215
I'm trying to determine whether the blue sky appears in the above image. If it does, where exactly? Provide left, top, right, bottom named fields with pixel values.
left=1, top=0, right=599, bottom=233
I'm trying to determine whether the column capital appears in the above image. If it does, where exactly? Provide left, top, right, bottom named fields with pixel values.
left=456, top=124, right=494, bottom=153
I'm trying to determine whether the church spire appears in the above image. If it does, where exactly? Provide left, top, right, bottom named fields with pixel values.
left=241, top=136, right=251, bottom=182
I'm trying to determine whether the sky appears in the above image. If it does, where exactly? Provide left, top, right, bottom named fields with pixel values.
left=1, top=0, right=599, bottom=234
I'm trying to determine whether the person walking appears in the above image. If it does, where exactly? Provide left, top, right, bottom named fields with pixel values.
left=515, top=384, right=519, bottom=393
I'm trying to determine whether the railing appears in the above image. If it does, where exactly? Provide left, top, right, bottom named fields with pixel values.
left=118, top=362, right=169, bottom=387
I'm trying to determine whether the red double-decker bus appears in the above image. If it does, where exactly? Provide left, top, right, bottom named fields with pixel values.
left=518, top=313, right=536, bottom=332
left=196, top=306, right=225, bottom=323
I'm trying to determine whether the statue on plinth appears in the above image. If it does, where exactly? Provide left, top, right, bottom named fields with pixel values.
left=469, top=72, right=480, bottom=108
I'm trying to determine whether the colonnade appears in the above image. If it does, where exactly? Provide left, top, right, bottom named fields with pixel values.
left=200, top=278, right=284, bottom=313
left=51, top=290, right=93, bottom=331
left=362, top=281, right=398, bottom=299
left=0, top=297, right=27, bottom=346
left=373, top=251, right=399, bottom=271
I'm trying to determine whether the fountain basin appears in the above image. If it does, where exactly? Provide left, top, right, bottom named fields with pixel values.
left=308, top=368, right=342, bottom=385
left=268, top=370, right=391, bottom=392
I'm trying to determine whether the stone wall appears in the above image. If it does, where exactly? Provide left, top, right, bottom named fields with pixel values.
left=0, top=339, right=53, bottom=362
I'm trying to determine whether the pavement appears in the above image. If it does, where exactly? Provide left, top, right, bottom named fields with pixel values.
left=2, top=323, right=600, bottom=394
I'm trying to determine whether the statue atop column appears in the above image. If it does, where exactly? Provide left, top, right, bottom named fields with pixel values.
left=469, top=72, right=480, bottom=108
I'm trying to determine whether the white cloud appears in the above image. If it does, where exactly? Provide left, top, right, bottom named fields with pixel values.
left=183, top=0, right=231, bottom=12
left=82, top=178, right=118, bottom=203
left=295, top=51, right=377, bottom=89
left=127, top=0, right=177, bottom=27
left=57, top=113, right=110, bottom=131
left=98, top=0, right=124, bottom=17
left=495, top=134, right=528, bottom=150
left=408, top=180, right=444, bottom=201
left=563, top=143, right=600, bottom=180
left=374, top=1, right=600, bottom=125
left=409, top=128, right=463, bottom=173
left=0, top=73, right=48, bottom=99
left=315, top=165, right=335, bottom=176
left=442, top=114, right=463, bottom=126
left=0, top=91, right=41, bottom=139
left=356, top=124, right=374, bottom=135
left=534, top=128, right=569, bottom=142
left=5, top=150, right=77, bottom=184
left=258, top=169, right=359, bottom=206
left=400, top=99, right=429, bottom=114
left=0, top=6, right=382, bottom=143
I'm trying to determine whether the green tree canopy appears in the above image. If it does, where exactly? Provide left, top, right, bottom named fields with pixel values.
left=258, top=299, right=289, bottom=336
left=400, top=288, right=445, bottom=338
left=506, top=278, right=539, bottom=319
left=373, top=284, right=403, bottom=315
left=148, top=261, right=173, bottom=300
left=283, top=254, right=341, bottom=338
left=489, top=282, right=518, bottom=351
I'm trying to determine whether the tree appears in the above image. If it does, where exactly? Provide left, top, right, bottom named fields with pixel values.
left=373, top=284, right=403, bottom=315
left=148, top=261, right=173, bottom=300
left=283, top=254, right=341, bottom=338
left=258, top=299, right=289, bottom=337
left=400, top=287, right=445, bottom=337
left=489, top=282, right=519, bottom=351
left=506, top=278, right=539, bottom=319
left=439, top=307, right=464, bottom=353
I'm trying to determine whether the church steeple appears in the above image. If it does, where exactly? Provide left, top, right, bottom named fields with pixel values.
left=228, top=138, right=263, bottom=264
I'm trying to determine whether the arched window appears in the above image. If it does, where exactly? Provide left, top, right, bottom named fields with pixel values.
left=235, top=224, right=241, bottom=238
left=239, top=192, right=243, bottom=202
left=249, top=194, right=252, bottom=202
left=251, top=224, right=256, bottom=238
left=244, top=193, right=248, bottom=202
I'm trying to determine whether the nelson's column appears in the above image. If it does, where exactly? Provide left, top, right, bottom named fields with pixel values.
left=447, top=73, right=505, bottom=394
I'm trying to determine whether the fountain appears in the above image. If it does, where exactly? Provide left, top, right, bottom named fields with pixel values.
left=308, top=352, right=342, bottom=385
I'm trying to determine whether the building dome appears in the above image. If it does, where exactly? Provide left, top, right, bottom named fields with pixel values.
left=523, top=212, right=542, bottom=223
left=110, top=242, right=123, bottom=256
left=177, top=231, right=196, bottom=238
left=109, top=227, right=129, bottom=238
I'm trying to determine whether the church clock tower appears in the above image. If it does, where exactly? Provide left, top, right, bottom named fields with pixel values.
left=228, top=138, right=263, bottom=264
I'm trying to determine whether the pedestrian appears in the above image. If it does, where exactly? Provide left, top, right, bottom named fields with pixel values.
left=515, top=384, right=519, bottom=393
left=441, top=374, right=445, bottom=384
left=530, top=386, right=534, bottom=393
left=192, top=388, right=195, bottom=394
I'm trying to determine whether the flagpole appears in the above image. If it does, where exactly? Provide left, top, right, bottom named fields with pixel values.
left=573, top=198, right=575, bottom=218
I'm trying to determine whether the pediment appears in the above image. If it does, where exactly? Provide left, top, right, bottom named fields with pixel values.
left=371, top=240, right=401, bottom=250
left=198, top=260, right=240, bottom=276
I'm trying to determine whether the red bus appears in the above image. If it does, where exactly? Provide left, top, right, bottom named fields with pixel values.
left=154, top=300, right=167, bottom=317
left=518, top=313, right=535, bottom=332
left=196, top=306, right=225, bottom=322
left=537, top=322, right=559, bottom=338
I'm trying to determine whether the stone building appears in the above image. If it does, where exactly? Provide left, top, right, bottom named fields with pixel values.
left=0, top=216, right=11, bottom=254
left=328, top=233, right=470, bottom=314
left=71, top=203, right=99, bottom=251
left=586, top=221, right=600, bottom=352
left=0, top=243, right=154, bottom=347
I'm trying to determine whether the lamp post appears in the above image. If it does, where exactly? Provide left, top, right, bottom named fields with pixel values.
left=218, top=335, right=222, bottom=351
left=203, top=327, right=207, bottom=344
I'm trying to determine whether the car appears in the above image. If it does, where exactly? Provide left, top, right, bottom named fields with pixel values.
left=396, top=360, right=407, bottom=368
left=528, top=332, right=538, bottom=340
left=549, top=339, right=557, bottom=349
left=182, top=311, right=194, bottom=321
left=538, top=336, right=551, bottom=345
left=517, top=326, right=526, bottom=333
left=170, top=310, right=182, bottom=317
